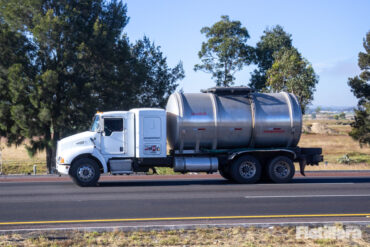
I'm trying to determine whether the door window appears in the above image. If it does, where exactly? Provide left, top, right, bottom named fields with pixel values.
left=104, top=118, right=123, bottom=136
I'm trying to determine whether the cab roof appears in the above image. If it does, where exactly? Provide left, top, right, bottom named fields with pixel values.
left=96, top=111, right=128, bottom=117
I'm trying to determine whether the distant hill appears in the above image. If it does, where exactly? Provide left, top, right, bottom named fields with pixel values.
left=306, top=106, right=355, bottom=114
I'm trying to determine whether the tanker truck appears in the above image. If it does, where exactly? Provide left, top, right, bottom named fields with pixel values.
left=56, top=87, right=323, bottom=186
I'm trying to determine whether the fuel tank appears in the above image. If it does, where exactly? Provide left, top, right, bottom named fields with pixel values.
left=166, top=87, right=302, bottom=150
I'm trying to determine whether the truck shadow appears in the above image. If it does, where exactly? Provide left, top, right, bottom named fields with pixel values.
left=97, top=177, right=370, bottom=187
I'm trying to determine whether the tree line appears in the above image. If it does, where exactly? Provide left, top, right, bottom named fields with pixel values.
left=0, top=0, right=184, bottom=172
left=194, top=15, right=318, bottom=114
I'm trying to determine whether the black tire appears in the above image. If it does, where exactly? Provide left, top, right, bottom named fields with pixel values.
left=70, top=158, right=100, bottom=187
left=230, top=155, right=261, bottom=184
left=267, top=156, right=295, bottom=183
left=219, top=166, right=233, bottom=181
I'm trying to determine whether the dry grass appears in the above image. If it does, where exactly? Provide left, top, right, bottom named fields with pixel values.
left=295, top=162, right=370, bottom=171
left=299, top=120, right=370, bottom=170
left=0, top=225, right=368, bottom=247
left=0, top=139, right=46, bottom=174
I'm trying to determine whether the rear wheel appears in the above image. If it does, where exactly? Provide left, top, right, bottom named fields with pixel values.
left=70, top=158, right=100, bottom=187
left=267, top=156, right=295, bottom=183
left=230, top=155, right=261, bottom=184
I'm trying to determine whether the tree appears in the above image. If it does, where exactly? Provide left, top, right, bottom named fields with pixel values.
left=266, top=47, right=319, bottom=114
left=0, top=0, right=184, bottom=172
left=0, top=22, right=35, bottom=145
left=250, top=25, right=292, bottom=90
left=130, top=37, right=184, bottom=108
left=194, top=15, right=253, bottom=87
left=348, top=31, right=370, bottom=146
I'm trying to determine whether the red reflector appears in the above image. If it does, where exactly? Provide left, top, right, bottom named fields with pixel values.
left=198, top=128, right=206, bottom=131
left=234, top=128, right=242, bottom=131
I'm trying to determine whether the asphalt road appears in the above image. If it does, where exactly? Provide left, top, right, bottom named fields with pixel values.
left=0, top=175, right=370, bottom=230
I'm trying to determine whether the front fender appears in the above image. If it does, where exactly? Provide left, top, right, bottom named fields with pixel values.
left=61, top=146, right=108, bottom=173
left=92, top=148, right=108, bottom=173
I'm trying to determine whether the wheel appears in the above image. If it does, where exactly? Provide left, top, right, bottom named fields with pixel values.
left=219, top=166, right=233, bottom=181
left=267, top=156, right=295, bottom=183
left=70, top=158, right=100, bottom=187
left=230, top=155, right=261, bottom=184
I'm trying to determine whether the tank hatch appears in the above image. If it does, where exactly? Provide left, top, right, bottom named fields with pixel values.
left=201, top=87, right=255, bottom=96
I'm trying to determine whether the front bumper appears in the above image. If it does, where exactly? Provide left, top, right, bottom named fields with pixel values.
left=57, top=163, right=70, bottom=175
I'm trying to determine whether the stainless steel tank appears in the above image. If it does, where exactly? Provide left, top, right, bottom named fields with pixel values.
left=166, top=87, right=302, bottom=150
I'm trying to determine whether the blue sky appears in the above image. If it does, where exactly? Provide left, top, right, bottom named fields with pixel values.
left=123, top=0, right=369, bottom=107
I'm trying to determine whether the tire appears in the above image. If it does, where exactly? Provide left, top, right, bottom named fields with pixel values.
left=70, top=158, right=100, bottom=187
left=267, top=156, right=295, bottom=183
left=230, top=155, right=261, bottom=184
left=219, top=166, right=233, bottom=181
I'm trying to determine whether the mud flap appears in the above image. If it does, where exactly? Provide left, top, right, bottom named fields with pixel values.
left=299, top=159, right=307, bottom=176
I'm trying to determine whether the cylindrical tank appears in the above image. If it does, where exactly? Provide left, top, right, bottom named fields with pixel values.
left=166, top=88, right=302, bottom=150
left=174, top=157, right=218, bottom=172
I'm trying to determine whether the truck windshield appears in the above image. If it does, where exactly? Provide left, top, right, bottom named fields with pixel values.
left=90, top=115, right=100, bottom=132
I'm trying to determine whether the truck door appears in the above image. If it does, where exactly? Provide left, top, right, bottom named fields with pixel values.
left=101, top=118, right=125, bottom=155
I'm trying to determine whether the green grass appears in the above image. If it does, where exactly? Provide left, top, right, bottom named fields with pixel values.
left=1, top=161, right=47, bottom=175
left=152, top=167, right=178, bottom=175
left=347, top=152, right=370, bottom=163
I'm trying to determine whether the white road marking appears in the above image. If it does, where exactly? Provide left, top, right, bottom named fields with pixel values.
left=244, top=194, right=370, bottom=199
left=267, top=183, right=356, bottom=185
left=293, top=183, right=356, bottom=185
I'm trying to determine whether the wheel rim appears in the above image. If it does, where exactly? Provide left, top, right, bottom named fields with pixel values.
left=239, top=161, right=256, bottom=179
left=77, top=164, right=95, bottom=182
left=273, top=161, right=291, bottom=179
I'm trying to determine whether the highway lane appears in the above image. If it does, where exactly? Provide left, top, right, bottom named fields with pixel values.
left=0, top=176, right=369, bottom=230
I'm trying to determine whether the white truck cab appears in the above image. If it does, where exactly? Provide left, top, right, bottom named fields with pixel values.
left=56, top=108, right=166, bottom=186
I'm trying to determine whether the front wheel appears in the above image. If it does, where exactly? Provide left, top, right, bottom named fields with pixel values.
left=70, top=158, right=100, bottom=187
left=267, top=156, right=295, bottom=183
left=230, top=155, right=261, bottom=184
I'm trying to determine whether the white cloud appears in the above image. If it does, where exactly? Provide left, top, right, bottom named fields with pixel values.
left=313, top=58, right=361, bottom=77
